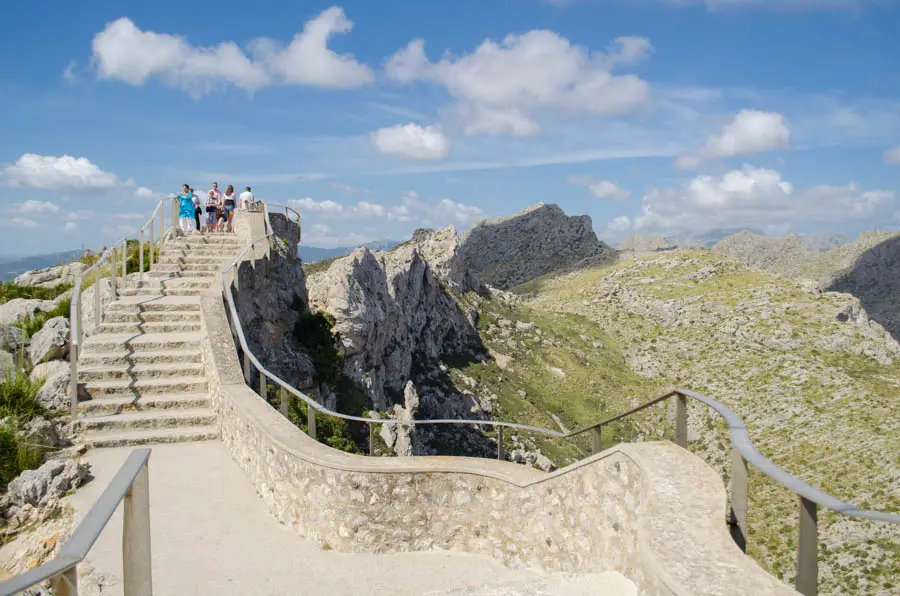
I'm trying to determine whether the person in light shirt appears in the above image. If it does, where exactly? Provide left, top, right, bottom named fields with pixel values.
left=240, top=186, right=255, bottom=210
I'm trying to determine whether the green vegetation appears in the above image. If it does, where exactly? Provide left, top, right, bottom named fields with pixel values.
left=301, top=256, right=340, bottom=276
left=13, top=298, right=72, bottom=338
left=0, top=283, right=71, bottom=305
left=0, top=371, right=48, bottom=488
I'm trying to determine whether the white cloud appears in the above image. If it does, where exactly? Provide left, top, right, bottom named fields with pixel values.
left=2, top=154, right=120, bottom=191
left=884, top=146, right=900, bottom=165
left=567, top=176, right=631, bottom=200
left=387, top=191, right=484, bottom=227
left=385, top=32, right=652, bottom=137
left=286, top=197, right=386, bottom=218
left=14, top=200, right=61, bottom=215
left=3, top=218, right=40, bottom=229
left=676, top=110, right=790, bottom=169
left=90, top=8, right=371, bottom=97
left=371, top=123, right=452, bottom=160
left=624, top=165, right=896, bottom=236
left=64, top=222, right=78, bottom=232
left=135, top=186, right=155, bottom=199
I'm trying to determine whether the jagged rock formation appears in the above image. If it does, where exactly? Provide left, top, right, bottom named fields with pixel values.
left=459, top=203, right=616, bottom=289
left=13, top=263, right=87, bottom=288
left=306, top=227, right=482, bottom=411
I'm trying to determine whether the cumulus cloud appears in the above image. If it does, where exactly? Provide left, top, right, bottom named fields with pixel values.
left=90, top=7, right=372, bottom=97
left=385, top=32, right=652, bottom=137
left=387, top=191, right=483, bottom=227
left=676, top=110, right=791, bottom=169
left=64, top=221, right=78, bottom=232
left=567, top=176, right=631, bottom=200
left=884, top=146, right=900, bottom=165
left=2, top=218, right=40, bottom=229
left=135, top=186, right=155, bottom=199
left=14, top=200, right=61, bottom=215
left=371, top=123, right=452, bottom=160
left=617, top=165, right=896, bottom=237
left=286, top=197, right=386, bottom=218
left=2, top=154, right=120, bottom=191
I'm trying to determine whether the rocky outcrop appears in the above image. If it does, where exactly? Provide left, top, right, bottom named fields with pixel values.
left=4, top=459, right=90, bottom=508
left=0, top=323, right=27, bottom=353
left=0, top=299, right=55, bottom=326
left=28, top=317, right=69, bottom=365
left=13, top=262, right=87, bottom=288
left=459, top=203, right=616, bottom=289
left=0, top=349, right=15, bottom=376
left=306, top=233, right=481, bottom=411
left=35, top=370, right=89, bottom=411
left=379, top=381, right=421, bottom=456
left=617, top=235, right=670, bottom=254
left=29, top=360, right=69, bottom=382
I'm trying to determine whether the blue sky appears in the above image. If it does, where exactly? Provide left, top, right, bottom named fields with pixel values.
left=1, top=0, right=899, bottom=255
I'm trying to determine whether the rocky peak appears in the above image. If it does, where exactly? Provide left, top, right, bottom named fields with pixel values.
left=459, top=203, right=616, bottom=289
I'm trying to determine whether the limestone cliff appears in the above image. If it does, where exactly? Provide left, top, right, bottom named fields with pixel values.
left=459, top=203, right=616, bottom=289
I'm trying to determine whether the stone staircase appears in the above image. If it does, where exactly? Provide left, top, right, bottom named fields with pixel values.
left=75, top=233, right=247, bottom=448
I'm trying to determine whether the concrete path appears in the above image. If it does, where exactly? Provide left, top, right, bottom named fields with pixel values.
left=69, top=441, right=621, bottom=596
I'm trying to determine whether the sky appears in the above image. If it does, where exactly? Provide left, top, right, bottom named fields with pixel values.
left=1, top=0, right=899, bottom=255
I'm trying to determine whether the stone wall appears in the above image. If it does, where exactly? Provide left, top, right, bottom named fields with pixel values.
left=199, top=285, right=799, bottom=596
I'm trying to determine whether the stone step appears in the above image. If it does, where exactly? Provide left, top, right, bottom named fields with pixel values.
left=77, top=393, right=211, bottom=416
left=78, top=363, right=205, bottom=382
left=167, top=235, right=245, bottom=245
left=106, top=296, right=200, bottom=312
left=117, top=287, right=203, bottom=297
left=150, top=263, right=223, bottom=272
left=120, top=278, right=213, bottom=290
left=156, top=254, right=236, bottom=262
left=96, top=321, right=202, bottom=334
left=80, top=332, right=202, bottom=354
left=81, top=426, right=219, bottom=448
left=75, top=408, right=216, bottom=432
left=103, top=310, right=201, bottom=323
left=79, top=349, right=202, bottom=367
left=145, top=270, right=217, bottom=280
left=83, top=376, right=208, bottom=398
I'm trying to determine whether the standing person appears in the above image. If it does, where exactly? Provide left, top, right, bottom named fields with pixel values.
left=222, top=185, right=237, bottom=232
left=205, top=190, right=219, bottom=233
left=177, top=184, right=195, bottom=235
left=239, top=186, right=255, bottom=210
left=192, top=188, right=202, bottom=231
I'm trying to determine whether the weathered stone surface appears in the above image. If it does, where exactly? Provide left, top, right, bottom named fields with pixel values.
left=0, top=299, right=56, bottom=326
left=0, top=349, right=15, bottom=376
left=0, top=323, right=27, bottom=353
left=29, top=360, right=69, bottom=382
left=28, top=316, right=69, bottom=364
left=35, top=370, right=88, bottom=411
left=425, top=570, right=638, bottom=596
left=379, top=381, right=420, bottom=456
left=16, top=417, right=61, bottom=449
left=6, top=459, right=90, bottom=507
left=459, top=203, right=616, bottom=289
left=14, top=262, right=87, bottom=288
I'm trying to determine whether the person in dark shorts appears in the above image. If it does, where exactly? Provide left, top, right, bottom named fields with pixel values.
left=222, top=184, right=237, bottom=232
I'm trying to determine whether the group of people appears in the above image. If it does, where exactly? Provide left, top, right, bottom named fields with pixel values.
left=175, top=182, right=257, bottom=234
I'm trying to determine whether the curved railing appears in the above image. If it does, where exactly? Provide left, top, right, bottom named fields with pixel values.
left=0, top=449, right=152, bottom=596
left=69, top=198, right=175, bottom=422
left=220, top=217, right=898, bottom=596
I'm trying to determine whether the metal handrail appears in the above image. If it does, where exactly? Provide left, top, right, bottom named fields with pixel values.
left=221, top=218, right=898, bottom=596
left=69, top=198, right=172, bottom=423
left=0, top=449, right=152, bottom=596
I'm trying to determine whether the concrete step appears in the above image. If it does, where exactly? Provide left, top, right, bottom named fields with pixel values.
left=82, top=425, right=219, bottom=448
left=75, top=408, right=216, bottom=432
left=78, top=363, right=204, bottom=382
left=83, top=376, right=208, bottom=398
left=79, top=349, right=202, bottom=367
left=81, top=332, right=202, bottom=353
left=150, top=263, right=223, bottom=273
left=104, top=310, right=201, bottom=323
left=145, top=270, right=217, bottom=280
left=156, top=253, right=236, bottom=262
left=120, top=278, right=213, bottom=290
left=77, top=393, right=211, bottom=416
left=167, top=235, right=245, bottom=245
left=106, top=296, right=200, bottom=312
left=96, top=321, right=202, bottom=334
left=117, top=287, right=203, bottom=297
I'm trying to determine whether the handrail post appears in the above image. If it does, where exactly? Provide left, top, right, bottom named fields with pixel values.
left=243, top=352, right=250, bottom=383
left=675, top=392, right=688, bottom=448
left=796, top=497, right=818, bottom=596
left=259, top=369, right=266, bottom=399
left=148, top=219, right=154, bottom=270
left=591, top=427, right=602, bottom=454
left=158, top=203, right=164, bottom=248
left=279, top=387, right=289, bottom=417
left=308, top=402, right=316, bottom=440
left=93, top=268, right=102, bottom=333
left=123, top=461, right=153, bottom=596
left=139, top=229, right=145, bottom=279
left=369, top=422, right=375, bottom=455
left=730, top=447, right=749, bottom=552
left=69, top=275, right=81, bottom=425
left=122, top=240, right=127, bottom=278
left=110, top=246, right=117, bottom=293
left=50, top=567, right=77, bottom=596
left=497, top=426, right=505, bottom=461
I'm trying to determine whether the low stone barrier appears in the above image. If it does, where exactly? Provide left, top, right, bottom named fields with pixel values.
left=199, top=286, right=798, bottom=596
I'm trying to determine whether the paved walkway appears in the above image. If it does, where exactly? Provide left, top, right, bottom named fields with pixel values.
left=66, top=442, right=633, bottom=595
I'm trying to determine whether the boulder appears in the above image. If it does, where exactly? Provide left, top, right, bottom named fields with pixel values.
left=0, top=323, right=27, bottom=353
left=16, top=417, right=61, bottom=449
left=0, top=299, right=56, bottom=326
left=379, top=381, right=421, bottom=456
left=14, top=262, right=87, bottom=288
left=0, top=349, right=15, bottom=376
left=30, top=360, right=69, bottom=382
left=6, top=459, right=91, bottom=507
left=36, top=370, right=88, bottom=411
left=29, top=317, right=70, bottom=364
left=509, top=448, right=557, bottom=472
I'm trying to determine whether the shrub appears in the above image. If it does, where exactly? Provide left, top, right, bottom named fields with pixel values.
left=0, top=283, right=71, bottom=305
left=0, top=370, right=48, bottom=488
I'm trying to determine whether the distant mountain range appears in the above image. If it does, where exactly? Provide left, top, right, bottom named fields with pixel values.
left=0, top=250, right=83, bottom=283
left=298, top=240, right=400, bottom=263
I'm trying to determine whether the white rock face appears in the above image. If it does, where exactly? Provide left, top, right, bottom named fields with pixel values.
left=30, top=360, right=69, bottom=382
left=29, top=316, right=69, bottom=364
left=307, top=231, right=480, bottom=410
left=0, top=299, right=56, bottom=326
left=14, top=262, right=87, bottom=288
left=459, top=203, right=616, bottom=289
left=379, top=381, right=421, bottom=456
left=0, top=323, right=27, bottom=353
left=5, top=459, right=90, bottom=507
left=36, top=370, right=75, bottom=410
left=0, top=349, right=15, bottom=376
